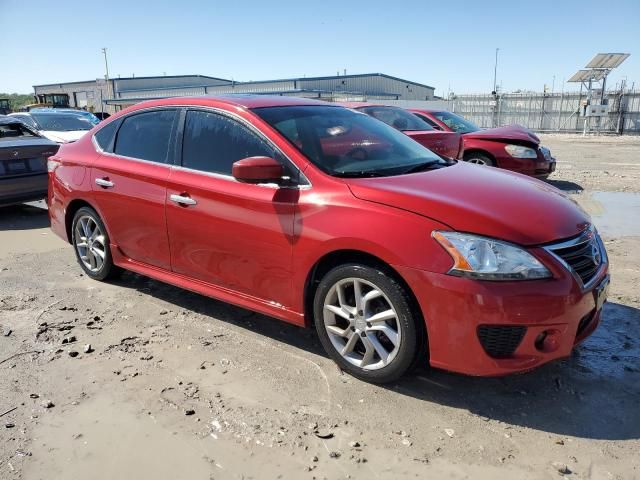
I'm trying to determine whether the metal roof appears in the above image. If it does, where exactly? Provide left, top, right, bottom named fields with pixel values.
left=585, top=53, right=630, bottom=69
left=33, top=74, right=231, bottom=88
left=104, top=94, right=334, bottom=109
left=232, top=73, right=435, bottom=90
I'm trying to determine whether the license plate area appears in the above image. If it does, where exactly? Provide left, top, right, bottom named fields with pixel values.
left=7, top=160, right=28, bottom=173
left=594, top=275, right=610, bottom=311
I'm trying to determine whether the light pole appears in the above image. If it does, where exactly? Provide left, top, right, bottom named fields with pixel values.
left=492, top=48, right=500, bottom=93
left=101, top=48, right=111, bottom=113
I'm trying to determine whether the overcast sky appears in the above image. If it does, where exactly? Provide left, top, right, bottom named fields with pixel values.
left=1, top=0, right=638, bottom=95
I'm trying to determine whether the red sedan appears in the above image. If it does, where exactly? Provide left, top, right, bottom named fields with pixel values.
left=48, top=96, right=608, bottom=383
left=410, top=109, right=556, bottom=178
left=339, top=102, right=463, bottom=160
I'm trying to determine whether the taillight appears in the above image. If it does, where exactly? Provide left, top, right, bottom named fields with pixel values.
left=47, top=157, right=61, bottom=172
left=458, top=136, right=464, bottom=159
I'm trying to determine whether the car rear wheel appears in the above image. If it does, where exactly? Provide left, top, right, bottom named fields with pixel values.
left=313, top=264, right=420, bottom=383
left=72, top=207, right=120, bottom=281
left=464, top=152, right=495, bottom=167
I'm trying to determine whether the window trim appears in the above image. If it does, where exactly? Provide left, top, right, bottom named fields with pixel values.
left=175, top=106, right=310, bottom=188
left=92, top=104, right=310, bottom=188
left=95, top=107, right=180, bottom=167
left=92, top=117, right=122, bottom=154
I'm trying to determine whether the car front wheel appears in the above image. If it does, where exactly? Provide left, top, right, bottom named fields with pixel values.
left=464, top=152, right=495, bottom=166
left=314, top=264, right=421, bottom=383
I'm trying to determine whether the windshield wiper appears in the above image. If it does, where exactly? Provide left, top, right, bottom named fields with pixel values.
left=401, top=160, right=447, bottom=174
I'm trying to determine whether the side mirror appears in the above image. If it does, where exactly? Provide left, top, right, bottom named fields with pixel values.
left=431, top=124, right=444, bottom=131
left=232, top=156, right=285, bottom=184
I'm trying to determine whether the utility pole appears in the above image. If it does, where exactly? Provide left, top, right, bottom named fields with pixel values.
left=101, top=48, right=111, bottom=113
left=492, top=48, right=500, bottom=93
left=492, top=48, right=500, bottom=127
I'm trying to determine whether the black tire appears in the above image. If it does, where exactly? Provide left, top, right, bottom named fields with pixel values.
left=71, top=206, right=121, bottom=281
left=313, top=263, right=421, bottom=384
left=464, top=152, right=495, bottom=167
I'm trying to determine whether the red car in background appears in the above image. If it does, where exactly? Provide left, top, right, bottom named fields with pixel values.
left=48, top=96, right=608, bottom=383
left=410, top=109, right=556, bottom=178
left=339, top=103, right=463, bottom=160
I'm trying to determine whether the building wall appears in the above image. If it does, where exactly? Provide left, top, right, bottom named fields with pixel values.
left=117, top=86, right=208, bottom=100
left=205, top=75, right=435, bottom=100
left=33, top=80, right=113, bottom=113
left=114, top=75, right=229, bottom=93
left=205, top=80, right=297, bottom=94
left=299, top=75, right=435, bottom=100
left=34, top=74, right=435, bottom=111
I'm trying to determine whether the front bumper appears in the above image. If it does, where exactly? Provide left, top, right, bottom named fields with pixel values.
left=395, top=254, right=608, bottom=376
left=495, top=147, right=556, bottom=178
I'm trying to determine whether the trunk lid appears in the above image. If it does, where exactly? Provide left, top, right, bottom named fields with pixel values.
left=404, top=130, right=462, bottom=159
left=0, top=138, right=59, bottom=177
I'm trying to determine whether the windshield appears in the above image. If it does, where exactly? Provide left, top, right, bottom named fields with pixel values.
left=358, top=106, right=433, bottom=132
left=76, top=111, right=101, bottom=125
left=31, top=114, right=93, bottom=132
left=254, top=105, right=448, bottom=178
left=431, top=111, right=479, bottom=133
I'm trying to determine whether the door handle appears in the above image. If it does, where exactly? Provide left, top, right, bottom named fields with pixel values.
left=170, top=194, right=197, bottom=206
left=95, top=178, right=114, bottom=188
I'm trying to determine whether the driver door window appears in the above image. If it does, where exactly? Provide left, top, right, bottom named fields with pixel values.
left=181, top=110, right=292, bottom=179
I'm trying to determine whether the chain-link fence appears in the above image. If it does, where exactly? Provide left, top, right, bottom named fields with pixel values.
left=383, top=89, right=640, bottom=134
left=447, top=90, right=640, bottom=134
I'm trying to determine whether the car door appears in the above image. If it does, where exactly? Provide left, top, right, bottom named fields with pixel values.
left=165, top=108, right=299, bottom=309
left=91, top=109, right=178, bottom=270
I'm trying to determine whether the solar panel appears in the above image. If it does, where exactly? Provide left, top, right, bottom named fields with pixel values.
left=585, top=53, right=630, bottom=69
left=568, top=70, right=606, bottom=83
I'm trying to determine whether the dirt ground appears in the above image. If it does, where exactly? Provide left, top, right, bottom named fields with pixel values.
left=1, top=134, right=639, bottom=480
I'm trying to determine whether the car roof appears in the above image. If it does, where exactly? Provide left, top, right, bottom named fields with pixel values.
left=128, top=94, right=337, bottom=110
left=408, top=108, right=443, bottom=114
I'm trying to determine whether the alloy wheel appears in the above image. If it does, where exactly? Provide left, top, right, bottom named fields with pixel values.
left=322, top=277, right=401, bottom=370
left=74, top=215, right=106, bottom=273
left=467, top=157, right=488, bottom=165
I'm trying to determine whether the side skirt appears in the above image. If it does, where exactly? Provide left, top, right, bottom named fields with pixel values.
left=111, top=246, right=305, bottom=327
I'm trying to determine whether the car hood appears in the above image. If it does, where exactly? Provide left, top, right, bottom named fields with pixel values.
left=347, top=162, right=590, bottom=246
left=464, top=125, right=540, bottom=145
left=40, top=130, right=88, bottom=143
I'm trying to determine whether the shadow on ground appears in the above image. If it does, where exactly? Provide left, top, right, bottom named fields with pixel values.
left=112, top=270, right=640, bottom=442
left=0, top=202, right=49, bottom=231
left=545, top=179, right=584, bottom=193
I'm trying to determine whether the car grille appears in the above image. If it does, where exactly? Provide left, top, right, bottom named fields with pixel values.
left=546, top=229, right=604, bottom=287
left=477, top=325, right=527, bottom=358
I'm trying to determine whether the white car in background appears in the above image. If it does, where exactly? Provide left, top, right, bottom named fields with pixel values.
left=8, top=111, right=93, bottom=143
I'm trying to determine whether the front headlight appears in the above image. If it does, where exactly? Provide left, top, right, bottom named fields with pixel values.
left=433, top=231, right=551, bottom=280
left=505, top=144, right=538, bottom=158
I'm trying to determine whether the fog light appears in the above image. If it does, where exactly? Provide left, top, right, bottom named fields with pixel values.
left=534, top=332, right=548, bottom=351
left=534, top=329, right=560, bottom=353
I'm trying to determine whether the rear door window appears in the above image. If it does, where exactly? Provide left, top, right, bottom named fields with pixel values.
left=181, top=110, right=282, bottom=176
left=114, top=110, right=176, bottom=163
left=94, top=120, right=119, bottom=152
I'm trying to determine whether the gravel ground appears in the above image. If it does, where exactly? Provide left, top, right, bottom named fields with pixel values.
left=0, top=134, right=639, bottom=480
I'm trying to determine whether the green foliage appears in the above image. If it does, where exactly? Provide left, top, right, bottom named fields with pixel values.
left=0, top=93, right=35, bottom=111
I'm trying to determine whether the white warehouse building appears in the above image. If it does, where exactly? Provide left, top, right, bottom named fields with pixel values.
left=33, top=73, right=436, bottom=113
